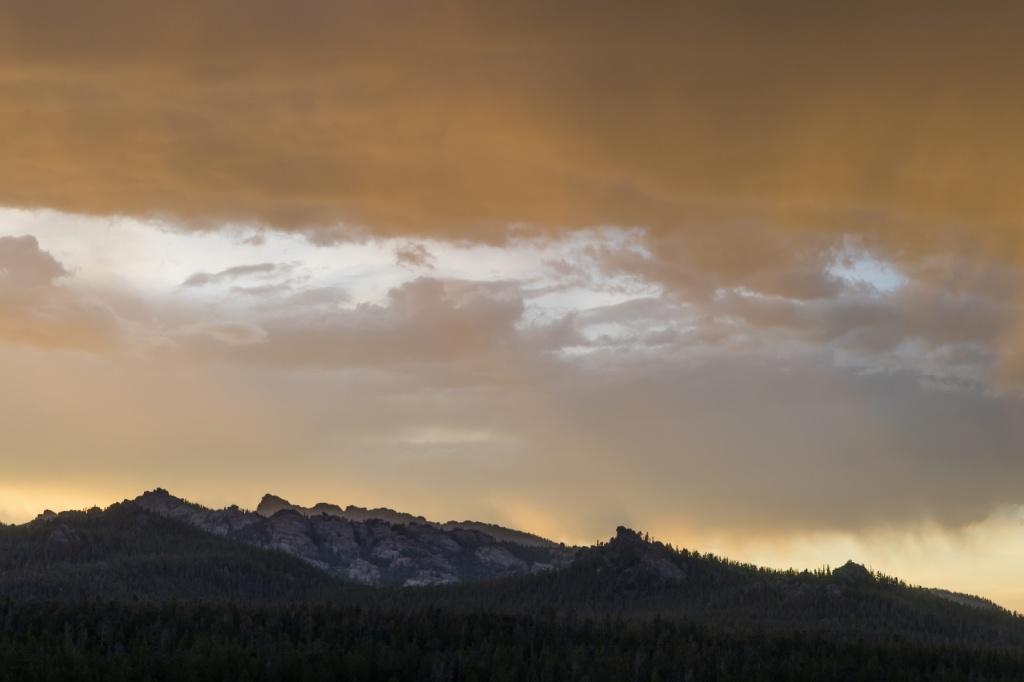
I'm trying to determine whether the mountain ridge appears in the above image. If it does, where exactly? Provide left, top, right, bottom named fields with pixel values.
left=255, top=492, right=557, bottom=548
left=9, top=490, right=1011, bottom=618
left=3, top=505, right=1022, bottom=681
left=5, top=502, right=1020, bottom=653
left=131, top=488, right=573, bottom=586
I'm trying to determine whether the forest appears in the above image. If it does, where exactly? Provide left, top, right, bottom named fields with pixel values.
left=2, top=600, right=1023, bottom=681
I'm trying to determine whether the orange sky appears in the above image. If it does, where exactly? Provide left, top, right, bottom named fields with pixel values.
left=1, top=2, right=1022, bottom=610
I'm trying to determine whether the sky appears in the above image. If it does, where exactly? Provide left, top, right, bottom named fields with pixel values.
left=1, top=2, right=1023, bottom=610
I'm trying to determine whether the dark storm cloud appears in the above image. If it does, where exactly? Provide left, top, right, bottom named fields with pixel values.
left=1, top=2, right=1023, bottom=266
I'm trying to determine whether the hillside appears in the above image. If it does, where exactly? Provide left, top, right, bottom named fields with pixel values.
left=0, top=503, right=337, bottom=601
left=369, top=527, right=1024, bottom=649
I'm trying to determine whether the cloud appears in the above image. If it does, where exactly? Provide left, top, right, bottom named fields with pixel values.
left=709, top=284, right=1007, bottom=355
left=0, top=293, right=120, bottom=351
left=0, top=235, right=68, bottom=286
left=177, top=321, right=268, bottom=345
left=0, top=226, right=1021, bottom=549
left=563, top=231, right=1020, bottom=389
left=190, top=277, right=568, bottom=376
left=3, top=3, right=1023, bottom=379
left=182, top=262, right=285, bottom=287
left=1, top=2, right=1023, bottom=270
left=394, top=242, right=435, bottom=269
left=0, top=235, right=119, bottom=350
left=996, top=321, right=1024, bottom=391
left=230, top=283, right=293, bottom=297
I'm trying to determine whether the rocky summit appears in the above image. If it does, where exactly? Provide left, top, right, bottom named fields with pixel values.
left=134, top=489, right=573, bottom=586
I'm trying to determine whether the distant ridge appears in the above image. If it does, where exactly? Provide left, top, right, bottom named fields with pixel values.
left=255, top=492, right=557, bottom=548
left=4, top=504, right=1020, bottom=654
left=133, top=489, right=573, bottom=586
left=5, top=489, right=1014, bottom=624
left=256, top=493, right=431, bottom=526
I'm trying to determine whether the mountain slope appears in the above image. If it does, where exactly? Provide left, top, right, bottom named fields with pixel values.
left=135, top=489, right=573, bottom=586
left=5, top=496, right=1021, bottom=650
left=395, top=527, right=1024, bottom=648
left=0, top=503, right=338, bottom=601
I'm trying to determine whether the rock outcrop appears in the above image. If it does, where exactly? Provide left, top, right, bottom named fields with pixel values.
left=254, top=493, right=555, bottom=548
left=135, top=489, right=573, bottom=587
left=831, top=560, right=875, bottom=584
left=572, top=526, right=688, bottom=587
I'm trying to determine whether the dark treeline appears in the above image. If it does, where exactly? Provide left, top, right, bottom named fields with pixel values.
left=3, top=600, right=1024, bottom=682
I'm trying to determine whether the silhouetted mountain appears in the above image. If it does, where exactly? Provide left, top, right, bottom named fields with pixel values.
left=0, top=503, right=336, bottom=601
left=255, top=492, right=557, bottom=547
left=4, top=498, right=1024, bottom=680
left=400, top=526, right=1024, bottom=649
left=5, top=494, right=1015, bottom=638
left=135, top=489, right=573, bottom=586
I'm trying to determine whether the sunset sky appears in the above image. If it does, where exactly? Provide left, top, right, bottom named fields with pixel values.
left=1, top=2, right=1022, bottom=609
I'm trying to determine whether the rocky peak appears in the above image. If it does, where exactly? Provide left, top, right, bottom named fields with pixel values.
left=613, top=526, right=645, bottom=544
left=603, top=527, right=663, bottom=557
left=575, top=526, right=686, bottom=583
left=136, top=488, right=186, bottom=513
left=832, top=560, right=874, bottom=584
left=256, top=494, right=294, bottom=517
left=310, top=502, right=344, bottom=516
